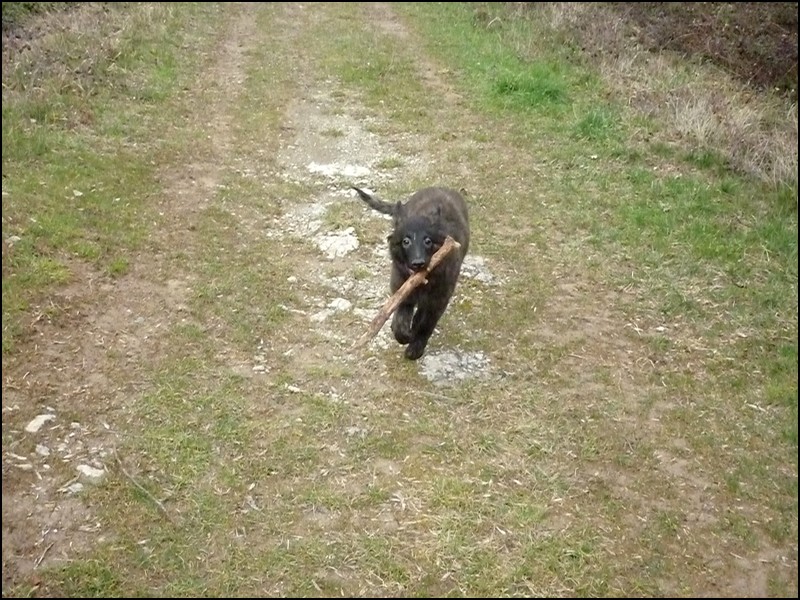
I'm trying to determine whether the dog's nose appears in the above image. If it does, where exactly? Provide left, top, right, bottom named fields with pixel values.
left=410, top=259, right=427, bottom=271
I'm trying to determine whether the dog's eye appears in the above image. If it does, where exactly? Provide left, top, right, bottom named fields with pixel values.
left=424, top=237, right=433, bottom=248
left=402, top=237, right=412, bottom=248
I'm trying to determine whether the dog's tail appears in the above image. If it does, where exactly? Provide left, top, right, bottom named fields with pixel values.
left=352, top=187, right=397, bottom=216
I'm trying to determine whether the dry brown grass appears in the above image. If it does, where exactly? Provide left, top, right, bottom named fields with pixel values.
left=2, top=3, right=200, bottom=138
left=526, top=2, right=799, bottom=187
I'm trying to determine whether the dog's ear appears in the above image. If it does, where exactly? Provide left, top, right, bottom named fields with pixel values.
left=392, top=200, right=405, bottom=225
left=427, top=205, right=443, bottom=233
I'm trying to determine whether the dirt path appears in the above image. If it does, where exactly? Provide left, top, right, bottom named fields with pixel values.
left=1, top=1, right=485, bottom=585
left=2, top=3, right=795, bottom=597
left=1, top=3, right=263, bottom=587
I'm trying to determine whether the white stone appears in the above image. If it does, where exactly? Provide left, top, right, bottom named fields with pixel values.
left=65, top=482, right=85, bottom=494
left=461, top=255, right=496, bottom=284
left=77, top=464, right=106, bottom=485
left=314, top=227, right=360, bottom=259
left=328, top=298, right=352, bottom=312
left=307, top=162, right=370, bottom=179
left=420, top=351, right=491, bottom=386
left=310, top=309, right=333, bottom=322
left=25, top=414, right=55, bottom=433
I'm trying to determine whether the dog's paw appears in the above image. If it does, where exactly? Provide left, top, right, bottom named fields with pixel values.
left=391, top=314, right=413, bottom=345
left=404, top=340, right=426, bottom=360
left=393, top=331, right=413, bottom=345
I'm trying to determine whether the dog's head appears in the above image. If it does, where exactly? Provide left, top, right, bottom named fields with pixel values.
left=389, top=211, right=445, bottom=274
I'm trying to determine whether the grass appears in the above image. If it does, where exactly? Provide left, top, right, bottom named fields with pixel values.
left=2, top=1, right=797, bottom=598
left=535, top=2, right=798, bottom=188
left=320, top=126, right=345, bottom=138
left=1, top=2, right=77, bottom=30
left=375, top=156, right=404, bottom=170
left=1, top=2, right=222, bottom=353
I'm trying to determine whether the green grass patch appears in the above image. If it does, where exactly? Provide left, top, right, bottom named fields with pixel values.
left=1, top=2, right=224, bottom=354
left=573, top=106, right=621, bottom=142
left=491, top=63, right=569, bottom=110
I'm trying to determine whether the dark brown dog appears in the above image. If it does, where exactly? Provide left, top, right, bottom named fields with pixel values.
left=354, top=186, right=470, bottom=360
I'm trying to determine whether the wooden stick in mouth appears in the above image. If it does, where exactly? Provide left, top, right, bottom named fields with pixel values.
left=352, top=236, right=461, bottom=350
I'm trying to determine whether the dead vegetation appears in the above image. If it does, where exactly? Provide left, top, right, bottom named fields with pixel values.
left=505, top=2, right=799, bottom=187
left=616, top=2, right=797, bottom=100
